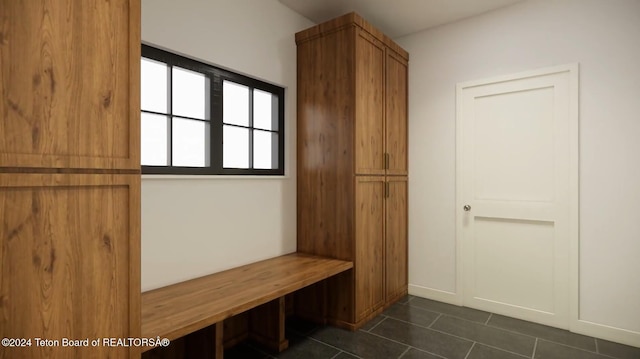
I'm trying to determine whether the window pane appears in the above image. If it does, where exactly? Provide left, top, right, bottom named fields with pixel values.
left=141, top=113, right=168, bottom=166
left=141, top=58, right=168, bottom=113
left=223, top=125, right=249, bottom=168
left=254, top=130, right=278, bottom=170
left=173, top=67, right=208, bottom=120
left=223, top=80, right=249, bottom=126
left=172, top=118, right=208, bottom=167
left=253, top=89, right=277, bottom=131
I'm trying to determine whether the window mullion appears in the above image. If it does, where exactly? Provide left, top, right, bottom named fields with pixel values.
left=248, top=87, right=254, bottom=169
left=204, top=73, right=212, bottom=170
left=167, top=64, right=173, bottom=166
left=212, top=72, right=223, bottom=174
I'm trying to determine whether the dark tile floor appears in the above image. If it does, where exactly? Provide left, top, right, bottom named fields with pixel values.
left=225, top=296, right=640, bottom=359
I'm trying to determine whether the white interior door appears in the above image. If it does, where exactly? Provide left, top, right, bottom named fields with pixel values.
left=457, top=65, right=578, bottom=329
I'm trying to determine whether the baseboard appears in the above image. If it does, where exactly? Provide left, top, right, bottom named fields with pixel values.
left=408, top=284, right=462, bottom=306
left=572, top=318, right=640, bottom=348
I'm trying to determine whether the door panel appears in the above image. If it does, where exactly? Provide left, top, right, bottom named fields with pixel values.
left=385, top=51, right=408, bottom=176
left=355, top=176, right=385, bottom=320
left=474, top=87, right=554, bottom=202
left=0, top=174, right=141, bottom=359
left=474, top=217, right=555, bottom=313
left=458, top=65, right=577, bottom=329
left=0, top=0, right=140, bottom=170
left=385, top=177, right=408, bottom=301
left=354, top=32, right=385, bottom=175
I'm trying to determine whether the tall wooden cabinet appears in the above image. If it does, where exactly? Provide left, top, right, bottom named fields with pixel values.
left=0, top=1, right=141, bottom=359
left=296, top=13, right=408, bottom=329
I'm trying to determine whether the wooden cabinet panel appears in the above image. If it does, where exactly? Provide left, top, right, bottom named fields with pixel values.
left=385, top=177, right=408, bottom=301
left=0, top=174, right=140, bottom=359
left=297, top=27, right=355, bottom=260
left=296, top=12, right=408, bottom=329
left=0, top=0, right=140, bottom=170
left=355, top=177, right=385, bottom=320
left=386, top=52, right=409, bottom=176
left=355, top=32, right=385, bottom=175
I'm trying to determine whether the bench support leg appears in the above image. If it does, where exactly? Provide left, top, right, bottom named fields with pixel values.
left=249, top=297, right=288, bottom=352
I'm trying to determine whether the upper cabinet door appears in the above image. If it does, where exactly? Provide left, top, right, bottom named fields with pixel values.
left=385, top=50, right=408, bottom=176
left=354, top=31, right=385, bottom=175
left=0, top=0, right=140, bottom=170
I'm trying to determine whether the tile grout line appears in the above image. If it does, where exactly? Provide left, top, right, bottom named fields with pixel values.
left=463, top=342, right=476, bottom=359
left=382, top=316, right=538, bottom=359
left=366, top=315, right=388, bottom=332
left=402, top=297, right=620, bottom=357
left=364, top=330, right=449, bottom=359
left=405, top=303, right=446, bottom=318
left=382, top=316, right=487, bottom=348
left=484, top=313, right=493, bottom=325
left=531, top=338, right=538, bottom=359
left=483, top=322, right=602, bottom=354
left=428, top=313, right=443, bottom=328
left=469, top=343, right=531, bottom=358
left=405, top=295, right=415, bottom=304
left=410, top=300, right=601, bottom=355
left=396, top=346, right=411, bottom=359
left=533, top=339, right=623, bottom=359
left=305, top=335, right=362, bottom=356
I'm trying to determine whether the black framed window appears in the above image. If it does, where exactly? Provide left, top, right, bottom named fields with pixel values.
left=140, top=45, right=285, bottom=175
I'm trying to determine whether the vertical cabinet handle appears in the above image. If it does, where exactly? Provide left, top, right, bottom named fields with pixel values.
left=385, top=182, right=390, bottom=198
left=384, top=153, right=390, bottom=170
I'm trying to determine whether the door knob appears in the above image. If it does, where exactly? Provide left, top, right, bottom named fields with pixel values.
left=463, top=205, right=471, bottom=212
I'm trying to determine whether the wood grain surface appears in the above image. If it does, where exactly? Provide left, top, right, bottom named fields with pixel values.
left=295, top=12, right=408, bottom=61
left=385, top=51, right=409, bottom=176
left=355, top=31, right=386, bottom=175
left=0, top=0, right=140, bottom=170
left=0, top=174, right=140, bottom=359
left=296, top=26, right=356, bottom=260
left=354, top=176, right=385, bottom=320
left=140, top=253, right=353, bottom=345
left=385, top=177, right=408, bottom=302
left=296, top=13, right=409, bottom=329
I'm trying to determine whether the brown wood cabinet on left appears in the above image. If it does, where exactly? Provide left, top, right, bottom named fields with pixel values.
left=0, top=1, right=141, bottom=359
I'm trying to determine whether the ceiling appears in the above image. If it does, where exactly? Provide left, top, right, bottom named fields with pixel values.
left=278, top=0, right=525, bottom=38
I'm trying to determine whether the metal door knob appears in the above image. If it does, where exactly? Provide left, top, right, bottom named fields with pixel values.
left=463, top=205, right=471, bottom=211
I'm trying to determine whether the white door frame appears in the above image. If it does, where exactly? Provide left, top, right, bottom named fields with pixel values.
left=455, top=63, right=579, bottom=329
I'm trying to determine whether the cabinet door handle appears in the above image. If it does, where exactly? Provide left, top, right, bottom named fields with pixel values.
left=385, top=182, right=390, bottom=198
left=384, top=153, right=390, bottom=170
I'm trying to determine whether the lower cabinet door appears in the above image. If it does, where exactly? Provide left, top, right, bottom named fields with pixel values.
left=0, top=174, right=140, bottom=359
left=354, top=176, right=385, bottom=321
left=385, top=176, right=408, bottom=301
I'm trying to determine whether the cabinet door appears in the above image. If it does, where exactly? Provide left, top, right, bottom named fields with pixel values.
left=385, top=177, right=408, bottom=301
left=0, top=0, right=140, bottom=170
left=385, top=51, right=408, bottom=176
left=0, top=174, right=141, bottom=359
left=355, top=176, right=385, bottom=320
left=354, top=31, right=385, bottom=175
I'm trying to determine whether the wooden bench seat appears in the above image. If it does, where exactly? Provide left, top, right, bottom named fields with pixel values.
left=141, top=253, right=353, bottom=357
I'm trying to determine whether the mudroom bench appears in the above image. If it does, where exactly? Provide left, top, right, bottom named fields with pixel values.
left=140, top=252, right=353, bottom=358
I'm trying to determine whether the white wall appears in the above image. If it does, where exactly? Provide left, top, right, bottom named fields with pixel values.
left=140, top=0, right=314, bottom=291
left=397, top=0, right=640, bottom=345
